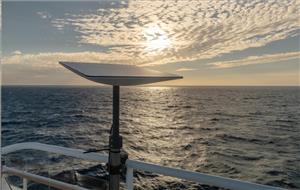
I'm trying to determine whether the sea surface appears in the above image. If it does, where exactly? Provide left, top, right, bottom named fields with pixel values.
left=2, top=86, right=300, bottom=190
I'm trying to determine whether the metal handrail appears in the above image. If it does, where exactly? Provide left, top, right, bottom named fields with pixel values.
left=2, top=142, right=286, bottom=190
left=2, top=142, right=108, bottom=162
left=125, top=160, right=285, bottom=190
left=2, top=166, right=88, bottom=190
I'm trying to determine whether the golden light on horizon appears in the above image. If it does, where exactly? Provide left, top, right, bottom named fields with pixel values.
left=144, top=25, right=171, bottom=52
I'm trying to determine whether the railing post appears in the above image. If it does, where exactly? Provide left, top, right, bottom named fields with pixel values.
left=23, top=178, right=28, bottom=190
left=126, top=167, right=133, bottom=190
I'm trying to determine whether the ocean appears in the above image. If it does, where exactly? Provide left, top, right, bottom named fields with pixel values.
left=2, top=86, right=300, bottom=189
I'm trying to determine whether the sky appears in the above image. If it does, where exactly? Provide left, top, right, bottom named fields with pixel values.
left=1, top=0, right=300, bottom=86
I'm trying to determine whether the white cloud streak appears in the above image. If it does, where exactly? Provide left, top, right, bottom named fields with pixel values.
left=208, top=52, right=300, bottom=68
left=176, top=68, right=197, bottom=72
left=12, top=50, right=22, bottom=55
left=37, top=11, right=52, bottom=20
left=2, top=51, right=135, bottom=68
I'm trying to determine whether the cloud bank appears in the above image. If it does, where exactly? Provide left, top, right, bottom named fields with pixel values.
left=49, top=0, right=299, bottom=66
left=2, top=0, right=299, bottom=76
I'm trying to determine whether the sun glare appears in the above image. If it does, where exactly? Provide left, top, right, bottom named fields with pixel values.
left=144, top=25, right=171, bottom=52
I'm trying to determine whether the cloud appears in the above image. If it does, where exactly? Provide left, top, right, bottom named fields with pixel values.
left=37, top=11, right=52, bottom=20
left=208, top=51, right=300, bottom=68
left=3, top=51, right=298, bottom=77
left=12, top=50, right=22, bottom=55
left=2, top=51, right=299, bottom=85
left=2, top=51, right=134, bottom=68
left=49, top=0, right=299, bottom=66
left=176, top=68, right=197, bottom=72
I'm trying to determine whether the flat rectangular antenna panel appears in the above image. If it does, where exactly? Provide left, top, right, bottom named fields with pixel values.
left=59, top=61, right=182, bottom=86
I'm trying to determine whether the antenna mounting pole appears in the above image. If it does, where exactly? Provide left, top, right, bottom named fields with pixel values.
left=109, top=85, right=122, bottom=190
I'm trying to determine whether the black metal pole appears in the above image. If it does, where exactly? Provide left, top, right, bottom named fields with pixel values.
left=109, top=85, right=122, bottom=190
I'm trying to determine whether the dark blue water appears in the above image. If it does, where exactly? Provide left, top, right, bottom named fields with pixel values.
left=2, top=86, right=300, bottom=189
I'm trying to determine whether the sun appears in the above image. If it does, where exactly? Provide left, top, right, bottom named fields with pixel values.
left=144, top=25, right=171, bottom=52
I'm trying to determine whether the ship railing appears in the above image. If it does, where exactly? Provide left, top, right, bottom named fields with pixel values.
left=2, top=166, right=88, bottom=190
left=1, top=142, right=285, bottom=190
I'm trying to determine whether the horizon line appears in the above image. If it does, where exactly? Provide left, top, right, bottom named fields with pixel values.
left=1, top=84, right=299, bottom=87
